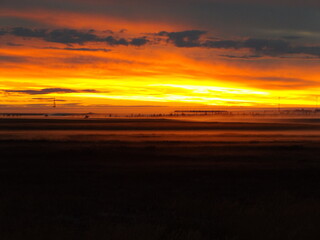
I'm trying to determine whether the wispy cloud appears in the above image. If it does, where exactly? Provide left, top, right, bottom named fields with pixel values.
left=157, top=31, right=320, bottom=58
left=3, top=26, right=320, bottom=58
left=157, top=30, right=207, bottom=47
left=1, top=27, right=150, bottom=46
left=3, top=88, right=100, bottom=95
left=0, top=54, right=26, bottom=63
left=45, top=47, right=111, bottom=52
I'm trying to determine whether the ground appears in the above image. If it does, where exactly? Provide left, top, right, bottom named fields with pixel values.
left=0, top=118, right=320, bottom=240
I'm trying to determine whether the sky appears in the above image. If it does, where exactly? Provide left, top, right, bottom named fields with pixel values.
left=1, top=0, right=320, bottom=112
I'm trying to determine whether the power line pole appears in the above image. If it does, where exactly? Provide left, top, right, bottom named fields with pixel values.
left=53, top=97, right=56, bottom=108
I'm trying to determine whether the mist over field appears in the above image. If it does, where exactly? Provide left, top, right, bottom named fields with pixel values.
left=0, top=117, right=320, bottom=239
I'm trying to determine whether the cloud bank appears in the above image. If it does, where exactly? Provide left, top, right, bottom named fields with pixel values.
left=2, top=27, right=320, bottom=58
left=3, top=88, right=99, bottom=95
left=1, top=27, right=149, bottom=46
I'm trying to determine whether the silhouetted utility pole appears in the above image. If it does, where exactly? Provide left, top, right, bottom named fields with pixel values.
left=53, top=97, right=56, bottom=108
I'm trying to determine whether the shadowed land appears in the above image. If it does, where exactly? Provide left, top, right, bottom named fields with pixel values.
left=1, top=117, right=320, bottom=131
left=0, top=118, right=320, bottom=240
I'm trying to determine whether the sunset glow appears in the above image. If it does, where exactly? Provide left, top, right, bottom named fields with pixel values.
left=1, top=0, right=320, bottom=111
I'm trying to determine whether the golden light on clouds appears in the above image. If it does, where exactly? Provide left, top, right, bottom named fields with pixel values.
left=1, top=1, right=320, bottom=111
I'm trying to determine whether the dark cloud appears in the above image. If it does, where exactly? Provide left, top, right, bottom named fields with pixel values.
left=64, top=47, right=111, bottom=52
left=3, top=25, right=320, bottom=58
left=10, top=27, right=47, bottom=38
left=203, top=40, right=240, bottom=48
left=157, top=31, right=294, bottom=57
left=0, top=29, right=7, bottom=35
left=290, top=46, right=320, bottom=57
left=101, top=36, right=149, bottom=46
left=203, top=37, right=320, bottom=58
left=199, top=38, right=292, bottom=55
left=46, top=47, right=111, bottom=52
left=130, top=37, right=149, bottom=46
left=6, top=42, right=23, bottom=46
left=44, top=29, right=97, bottom=44
left=2, top=0, right=320, bottom=40
left=3, top=88, right=99, bottom=95
left=104, top=36, right=129, bottom=46
left=239, top=39, right=320, bottom=57
left=0, top=54, right=27, bottom=63
left=220, top=54, right=261, bottom=59
left=282, top=36, right=303, bottom=40
left=156, top=30, right=320, bottom=58
left=158, top=30, right=207, bottom=47
left=6, top=27, right=98, bottom=44
left=2, top=27, right=150, bottom=47
left=242, top=38, right=291, bottom=56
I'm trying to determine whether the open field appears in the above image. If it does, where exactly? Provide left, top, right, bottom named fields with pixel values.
left=0, top=118, right=320, bottom=239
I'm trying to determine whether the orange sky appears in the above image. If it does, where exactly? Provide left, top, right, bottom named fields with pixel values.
left=1, top=0, right=320, bottom=112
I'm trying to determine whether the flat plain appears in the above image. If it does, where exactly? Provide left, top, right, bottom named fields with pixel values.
left=0, top=117, right=320, bottom=240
